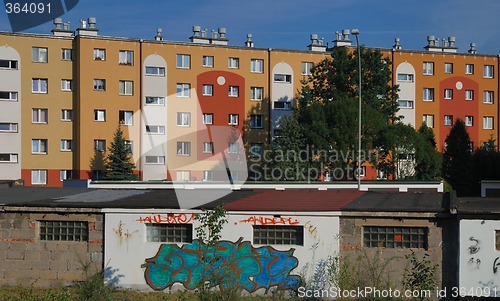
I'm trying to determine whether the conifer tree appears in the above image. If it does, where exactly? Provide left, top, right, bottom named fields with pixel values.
left=105, top=127, right=138, bottom=180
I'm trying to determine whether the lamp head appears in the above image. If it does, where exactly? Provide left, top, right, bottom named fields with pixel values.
left=351, top=29, right=360, bottom=36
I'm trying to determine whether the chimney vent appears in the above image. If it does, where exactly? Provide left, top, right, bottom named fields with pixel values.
left=193, top=25, right=201, bottom=37
left=155, top=28, right=163, bottom=41
left=310, top=34, right=318, bottom=45
left=218, top=27, right=226, bottom=39
left=88, top=17, right=97, bottom=28
left=245, top=34, right=254, bottom=48
left=333, top=29, right=352, bottom=47
left=308, top=33, right=327, bottom=52
left=468, top=43, right=477, bottom=54
left=393, top=38, right=402, bottom=50
left=77, top=17, right=99, bottom=36
left=52, top=18, right=72, bottom=36
left=448, top=36, right=456, bottom=48
left=80, top=19, right=87, bottom=29
left=54, top=18, right=62, bottom=29
left=342, top=29, right=350, bottom=41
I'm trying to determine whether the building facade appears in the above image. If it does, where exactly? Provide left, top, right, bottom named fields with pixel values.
left=0, top=20, right=498, bottom=186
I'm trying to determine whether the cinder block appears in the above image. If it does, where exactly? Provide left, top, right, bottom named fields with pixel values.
left=44, top=242, right=59, bottom=251
left=56, top=243, right=69, bottom=251
left=94, top=221, right=103, bottom=231
left=88, top=243, right=103, bottom=253
left=24, top=250, right=41, bottom=261
left=9, top=242, right=27, bottom=251
left=31, top=259, right=50, bottom=271
left=13, top=218, right=30, bottom=229
left=26, top=242, right=44, bottom=251
left=6, top=250, right=24, bottom=260
left=0, top=242, right=10, bottom=250
left=49, top=261, right=69, bottom=271
left=39, top=270, right=58, bottom=280
left=50, top=251, right=65, bottom=261
left=58, top=270, right=85, bottom=281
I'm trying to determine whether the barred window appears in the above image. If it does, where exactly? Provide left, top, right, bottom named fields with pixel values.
left=495, top=230, right=500, bottom=251
left=253, top=225, right=303, bottom=245
left=40, top=221, right=88, bottom=241
left=146, top=224, right=192, bottom=243
left=363, top=226, right=427, bottom=249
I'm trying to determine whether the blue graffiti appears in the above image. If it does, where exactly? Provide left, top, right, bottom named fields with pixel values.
left=142, top=238, right=301, bottom=292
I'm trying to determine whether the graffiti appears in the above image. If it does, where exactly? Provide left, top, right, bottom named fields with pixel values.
left=237, top=216, right=299, bottom=226
left=142, top=237, right=301, bottom=292
left=136, top=213, right=194, bottom=224
left=467, top=258, right=481, bottom=271
left=113, top=220, right=138, bottom=239
left=494, top=257, right=500, bottom=274
left=305, top=221, right=319, bottom=240
left=468, top=237, right=480, bottom=255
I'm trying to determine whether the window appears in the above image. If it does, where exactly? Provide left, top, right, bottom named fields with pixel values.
left=32, top=139, right=48, bottom=154
left=94, top=110, right=106, bottom=122
left=203, top=113, right=213, bottom=125
left=119, top=50, right=134, bottom=65
left=251, top=59, right=263, bottom=73
left=444, top=115, right=453, bottom=126
left=145, top=156, right=165, bottom=164
left=465, top=116, right=473, bottom=126
left=228, top=114, right=239, bottom=125
left=253, top=225, right=303, bottom=245
left=0, top=59, right=18, bottom=69
left=444, top=89, right=453, bottom=99
left=32, top=78, right=48, bottom=93
left=61, top=109, right=73, bottom=121
left=423, top=114, right=434, bottom=128
left=146, top=224, right=192, bottom=243
left=397, top=73, right=414, bottom=82
left=228, top=86, right=239, bottom=97
left=61, top=48, right=72, bottom=61
left=484, top=116, right=494, bottom=129
left=250, top=115, right=263, bottom=128
left=176, top=112, right=191, bottom=127
left=0, top=153, right=18, bottom=163
left=94, top=139, right=106, bottom=152
left=423, top=88, right=434, bottom=101
left=301, top=62, right=313, bottom=76
left=176, top=54, right=190, bottom=69
left=177, top=142, right=191, bottom=156
left=423, top=62, right=434, bottom=75
left=398, top=100, right=414, bottom=109
left=176, top=171, right=190, bottom=181
left=60, top=139, right=72, bottom=151
left=61, top=79, right=72, bottom=91
left=444, top=63, right=453, bottom=73
left=145, top=66, right=165, bottom=76
left=484, top=91, right=494, bottom=104
left=119, top=80, right=133, bottom=95
left=274, top=101, right=292, bottom=109
left=250, top=87, right=263, bottom=101
left=32, top=47, right=48, bottom=63
left=228, top=142, right=239, bottom=154
left=203, top=170, right=213, bottom=182
left=496, top=230, right=500, bottom=251
left=465, top=90, right=474, bottom=100
left=60, top=170, right=73, bottom=181
left=40, top=221, right=88, bottom=241
left=203, top=142, right=214, bottom=153
left=124, top=140, right=133, bottom=154
left=274, top=74, right=292, bottom=83
left=202, top=55, right=214, bottom=67
left=0, top=123, right=18, bottom=132
left=32, top=108, right=48, bottom=123
left=466, top=64, right=474, bottom=75
left=93, top=48, right=105, bottom=60
left=31, top=170, right=47, bottom=185
left=363, top=226, right=427, bottom=249
left=176, top=83, right=190, bottom=97
left=93, top=79, right=106, bottom=91
left=484, top=65, right=494, bottom=78
left=0, top=91, right=18, bottom=101
left=202, top=84, right=213, bottom=96
left=145, top=96, right=165, bottom=105
left=119, top=111, right=133, bottom=125
left=250, top=143, right=263, bottom=157
left=228, top=57, right=239, bottom=69
left=145, top=125, right=165, bottom=134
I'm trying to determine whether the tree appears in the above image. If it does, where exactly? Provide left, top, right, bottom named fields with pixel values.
left=472, top=138, right=500, bottom=194
left=105, top=127, right=138, bottom=180
left=442, top=119, right=474, bottom=196
left=414, top=123, right=442, bottom=180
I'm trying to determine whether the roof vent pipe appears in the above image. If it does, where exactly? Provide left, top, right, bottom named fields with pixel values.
left=319, top=37, right=324, bottom=46
left=342, top=29, right=350, bottom=40
left=155, top=28, right=163, bottom=41
left=211, top=29, right=218, bottom=39
left=448, top=36, right=456, bottom=48
left=393, top=37, right=402, bottom=50
left=310, top=34, right=318, bottom=45
left=88, top=17, right=96, bottom=29
left=218, top=27, right=226, bottom=39
left=53, top=18, right=62, bottom=29
left=201, top=29, right=207, bottom=38
left=245, top=34, right=254, bottom=47
left=427, top=35, right=435, bottom=46
left=193, top=25, right=201, bottom=37
left=63, top=22, right=70, bottom=30
left=468, top=43, right=477, bottom=54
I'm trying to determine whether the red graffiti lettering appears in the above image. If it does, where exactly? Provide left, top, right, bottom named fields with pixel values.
left=136, top=213, right=195, bottom=224
left=237, top=216, right=300, bottom=225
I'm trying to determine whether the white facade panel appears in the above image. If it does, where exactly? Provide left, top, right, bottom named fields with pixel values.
left=396, top=62, right=416, bottom=127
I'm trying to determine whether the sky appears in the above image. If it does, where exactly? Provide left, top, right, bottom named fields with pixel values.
left=1, top=0, right=500, bottom=55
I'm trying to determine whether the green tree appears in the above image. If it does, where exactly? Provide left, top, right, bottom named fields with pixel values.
left=105, top=127, right=138, bottom=181
left=442, top=119, right=474, bottom=196
left=472, top=138, right=500, bottom=194
left=403, top=251, right=437, bottom=301
left=414, top=123, right=442, bottom=180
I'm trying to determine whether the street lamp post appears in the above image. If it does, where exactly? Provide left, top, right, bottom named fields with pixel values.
left=351, top=29, right=362, bottom=190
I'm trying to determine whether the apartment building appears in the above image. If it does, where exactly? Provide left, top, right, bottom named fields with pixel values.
left=0, top=19, right=497, bottom=186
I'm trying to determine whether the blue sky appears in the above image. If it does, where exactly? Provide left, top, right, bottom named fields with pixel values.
left=1, top=0, right=500, bottom=55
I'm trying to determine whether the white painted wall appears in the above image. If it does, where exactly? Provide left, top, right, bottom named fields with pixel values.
left=271, top=62, right=294, bottom=134
left=459, top=220, right=500, bottom=297
left=0, top=46, right=21, bottom=180
left=396, top=62, right=416, bottom=127
left=142, top=54, right=168, bottom=180
left=104, top=209, right=340, bottom=292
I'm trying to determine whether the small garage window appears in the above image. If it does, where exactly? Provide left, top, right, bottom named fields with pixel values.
left=146, top=224, right=192, bottom=243
left=40, top=221, right=88, bottom=241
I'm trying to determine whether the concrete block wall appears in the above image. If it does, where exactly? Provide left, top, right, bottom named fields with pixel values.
left=0, top=210, right=104, bottom=287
